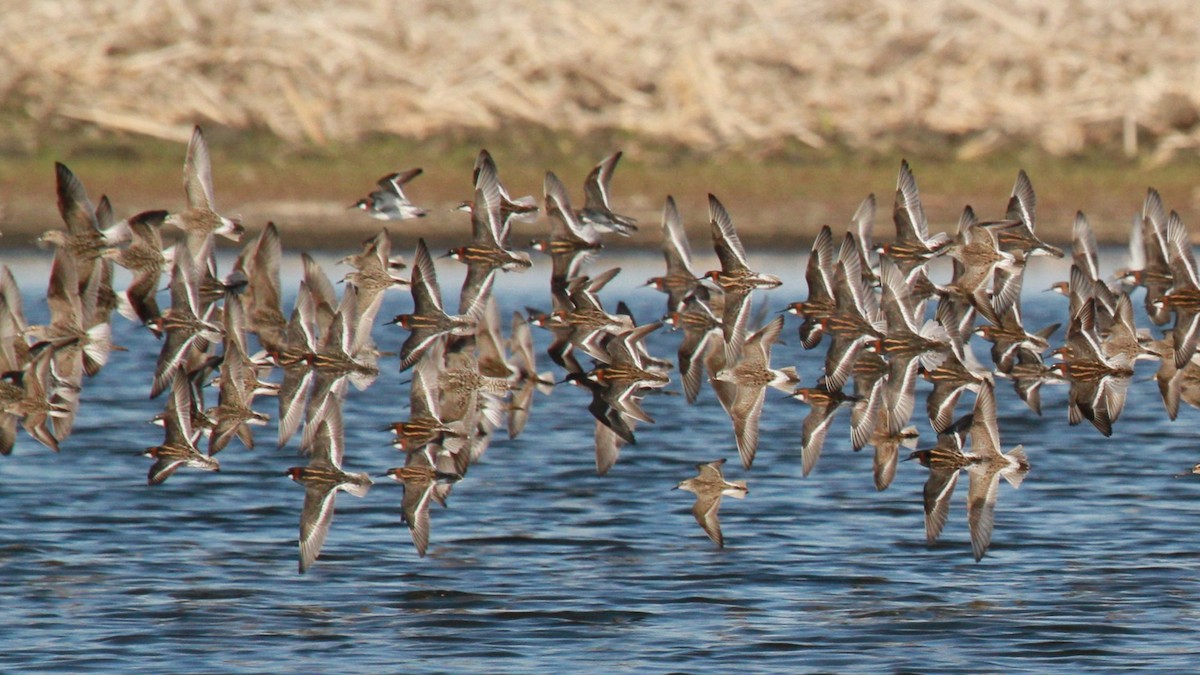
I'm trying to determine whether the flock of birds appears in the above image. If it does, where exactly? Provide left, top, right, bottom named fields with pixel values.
left=5, top=124, right=1200, bottom=571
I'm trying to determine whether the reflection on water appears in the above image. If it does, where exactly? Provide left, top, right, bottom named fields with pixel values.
left=0, top=249, right=1199, bottom=670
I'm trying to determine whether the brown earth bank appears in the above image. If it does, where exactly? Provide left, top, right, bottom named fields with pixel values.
left=3, top=128, right=1200, bottom=251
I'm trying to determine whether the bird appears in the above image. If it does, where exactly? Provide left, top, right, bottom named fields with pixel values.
left=577, top=151, right=637, bottom=236
left=285, top=406, right=372, bottom=574
left=875, top=257, right=951, bottom=433
left=787, top=382, right=859, bottom=477
left=987, top=169, right=1064, bottom=260
left=392, top=239, right=477, bottom=371
left=460, top=149, right=538, bottom=240
left=960, top=382, right=1030, bottom=561
left=206, top=297, right=270, bottom=454
left=149, top=238, right=224, bottom=399
left=1156, top=211, right=1200, bottom=368
left=104, top=209, right=170, bottom=328
left=1116, top=188, right=1173, bottom=325
left=820, top=231, right=884, bottom=391
left=352, top=167, right=427, bottom=220
left=143, top=372, right=220, bottom=485
left=385, top=355, right=460, bottom=453
left=534, top=171, right=603, bottom=289
left=341, top=229, right=410, bottom=345
left=646, top=195, right=703, bottom=313
left=163, top=125, right=244, bottom=245
left=665, top=288, right=723, bottom=404
left=907, top=383, right=1029, bottom=561
left=876, top=159, right=951, bottom=275
left=784, top=224, right=837, bottom=349
left=447, top=153, right=533, bottom=274
left=383, top=449, right=461, bottom=558
left=702, top=194, right=782, bottom=362
left=675, top=458, right=748, bottom=548
left=712, top=316, right=798, bottom=469
left=507, top=311, right=554, bottom=439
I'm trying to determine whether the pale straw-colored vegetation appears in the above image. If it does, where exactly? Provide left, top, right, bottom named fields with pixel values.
left=4, top=0, right=1200, bottom=163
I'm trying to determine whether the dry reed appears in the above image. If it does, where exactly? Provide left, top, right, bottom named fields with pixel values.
left=4, top=1, right=1200, bottom=161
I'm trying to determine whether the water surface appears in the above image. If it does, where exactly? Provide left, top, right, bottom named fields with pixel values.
left=2, top=249, right=1199, bottom=672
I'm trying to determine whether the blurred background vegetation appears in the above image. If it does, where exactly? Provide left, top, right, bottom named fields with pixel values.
left=3, top=0, right=1200, bottom=246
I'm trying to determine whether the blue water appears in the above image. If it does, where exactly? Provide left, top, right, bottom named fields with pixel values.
left=3, top=247, right=1200, bottom=672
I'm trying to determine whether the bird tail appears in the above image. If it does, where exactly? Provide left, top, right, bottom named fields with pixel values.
left=1003, top=445, right=1029, bottom=488
left=82, top=323, right=113, bottom=376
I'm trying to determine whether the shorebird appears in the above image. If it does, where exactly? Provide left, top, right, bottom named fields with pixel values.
left=784, top=224, right=837, bottom=349
left=0, top=347, right=71, bottom=454
left=987, top=169, right=1064, bottom=260
left=1148, top=334, right=1200, bottom=420
left=460, top=149, right=538, bottom=241
left=944, top=205, right=1020, bottom=320
left=675, top=458, right=748, bottom=548
left=1062, top=211, right=1120, bottom=327
left=383, top=449, right=460, bottom=558
left=507, top=311, right=553, bottom=439
left=820, top=231, right=884, bottom=390
left=788, top=383, right=858, bottom=477
left=28, top=246, right=114, bottom=387
left=877, top=159, right=951, bottom=275
left=104, top=209, right=169, bottom=328
left=922, top=319, right=991, bottom=435
left=392, top=239, right=476, bottom=371
left=577, top=151, right=637, bottom=236
left=451, top=163, right=532, bottom=320
left=41, top=163, right=130, bottom=307
left=665, top=288, right=722, bottom=404
left=1121, top=189, right=1175, bottom=325
left=164, top=125, right=244, bottom=245
left=703, top=194, right=782, bottom=362
left=908, top=382, right=1029, bottom=561
left=352, top=167, right=427, bottom=220
left=286, top=407, right=373, bottom=574
left=1053, top=300, right=1134, bottom=437
left=849, top=193, right=879, bottom=285
left=646, top=195, right=702, bottom=313
left=206, top=297, right=270, bottom=455
left=385, top=352, right=460, bottom=453
left=974, top=269, right=1059, bottom=375
left=227, top=222, right=287, bottom=353
left=864, top=412, right=919, bottom=492
left=149, top=239, right=224, bottom=399
left=1155, top=211, right=1200, bottom=368
left=534, top=171, right=602, bottom=288
left=712, top=316, right=798, bottom=469
left=342, top=229, right=409, bottom=345
left=144, top=373, right=220, bottom=484
left=588, top=322, right=670, bottom=424
left=447, top=154, right=532, bottom=273
left=561, top=268, right=631, bottom=364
